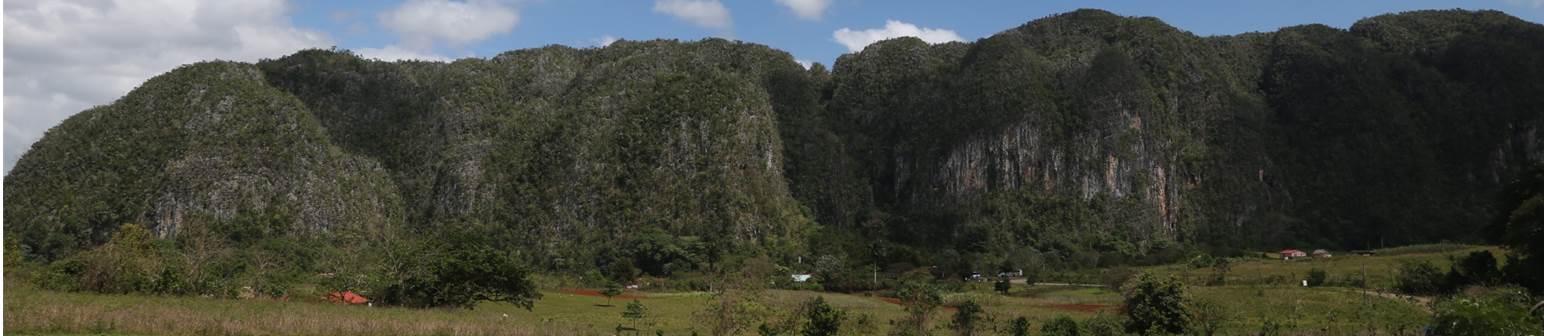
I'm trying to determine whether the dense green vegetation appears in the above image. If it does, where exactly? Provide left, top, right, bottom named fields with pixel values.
left=6, top=9, right=1544, bottom=324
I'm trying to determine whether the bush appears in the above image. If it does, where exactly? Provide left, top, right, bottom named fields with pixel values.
left=1445, top=250, right=1502, bottom=292
left=1082, top=313, right=1126, bottom=336
left=44, top=223, right=189, bottom=295
left=1123, top=273, right=1190, bottom=335
left=1395, top=260, right=1446, bottom=295
left=1188, top=300, right=1230, bottom=336
left=894, top=281, right=942, bottom=333
left=1041, top=315, right=1081, bottom=336
left=1101, top=267, right=1137, bottom=292
left=623, top=300, right=648, bottom=325
left=601, top=281, right=623, bottom=305
left=1305, top=268, right=1327, bottom=287
left=801, top=296, right=845, bottom=336
left=1008, top=317, right=1031, bottom=336
left=1206, top=257, right=1232, bottom=286
left=1430, top=286, right=1543, bottom=336
left=994, top=278, right=1012, bottom=294
left=949, top=300, right=984, bottom=336
left=378, top=224, right=540, bottom=309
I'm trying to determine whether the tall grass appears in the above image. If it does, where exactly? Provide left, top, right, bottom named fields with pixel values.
left=4, top=284, right=570, bottom=336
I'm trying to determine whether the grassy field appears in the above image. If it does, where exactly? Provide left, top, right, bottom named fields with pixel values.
left=6, top=245, right=1486, bottom=335
left=1144, top=244, right=1502, bottom=290
left=3, top=284, right=1118, bottom=335
left=4, top=283, right=1428, bottom=335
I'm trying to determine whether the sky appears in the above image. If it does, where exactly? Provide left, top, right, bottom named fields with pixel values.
left=4, top=0, right=1544, bottom=174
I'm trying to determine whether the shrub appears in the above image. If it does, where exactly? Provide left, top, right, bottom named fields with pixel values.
left=1123, top=273, right=1190, bottom=335
left=1008, top=317, right=1031, bottom=336
left=601, top=282, right=623, bottom=305
left=1430, top=286, right=1542, bottom=336
left=1188, top=300, right=1230, bottom=336
left=1206, top=257, right=1232, bottom=286
left=894, top=281, right=942, bottom=333
left=1395, top=260, right=1446, bottom=295
left=1041, top=315, right=1081, bottom=336
left=1305, top=268, right=1327, bottom=287
left=994, top=278, right=1012, bottom=294
left=1445, top=250, right=1501, bottom=291
left=1101, top=267, right=1137, bottom=292
left=378, top=224, right=540, bottom=309
left=623, top=300, right=648, bottom=325
left=949, top=300, right=983, bottom=336
left=1082, top=313, right=1126, bottom=336
left=45, top=223, right=188, bottom=295
left=801, top=296, right=844, bottom=336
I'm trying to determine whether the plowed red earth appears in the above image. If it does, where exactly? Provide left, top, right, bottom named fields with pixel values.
left=559, top=288, right=648, bottom=299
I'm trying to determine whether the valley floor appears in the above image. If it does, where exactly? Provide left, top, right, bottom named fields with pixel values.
left=5, top=245, right=1479, bottom=335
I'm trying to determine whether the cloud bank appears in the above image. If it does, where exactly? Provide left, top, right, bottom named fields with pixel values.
left=775, top=0, right=832, bottom=20
left=654, top=0, right=732, bottom=29
left=3, top=0, right=331, bottom=173
left=832, top=20, right=963, bottom=52
left=380, top=0, right=521, bottom=50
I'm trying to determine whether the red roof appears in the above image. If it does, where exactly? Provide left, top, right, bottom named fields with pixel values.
left=327, top=291, right=369, bottom=305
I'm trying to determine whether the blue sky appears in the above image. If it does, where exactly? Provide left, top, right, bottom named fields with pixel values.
left=4, top=0, right=1544, bottom=174
left=288, top=0, right=1544, bottom=67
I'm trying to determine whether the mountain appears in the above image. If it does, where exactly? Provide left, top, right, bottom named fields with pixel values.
left=7, top=9, right=1544, bottom=273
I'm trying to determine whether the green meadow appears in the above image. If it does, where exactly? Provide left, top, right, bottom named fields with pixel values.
left=5, top=245, right=1475, bottom=335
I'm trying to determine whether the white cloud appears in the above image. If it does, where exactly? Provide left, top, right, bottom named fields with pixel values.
left=592, top=35, right=621, bottom=47
left=832, top=20, right=963, bottom=52
left=795, top=59, right=812, bottom=69
left=3, top=0, right=331, bottom=173
left=774, top=0, right=831, bottom=20
left=653, top=0, right=731, bottom=30
left=380, top=0, right=520, bottom=50
left=354, top=45, right=452, bottom=62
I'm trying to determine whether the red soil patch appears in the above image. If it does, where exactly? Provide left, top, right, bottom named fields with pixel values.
left=1037, top=303, right=1117, bottom=313
left=559, top=288, right=648, bottom=300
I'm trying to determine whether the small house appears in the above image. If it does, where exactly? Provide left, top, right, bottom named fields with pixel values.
left=1311, top=249, right=1332, bottom=258
left=327, top=291, right=369, bottom=305
left=791, top=274, right=813, bottom=282
left=1280, top=249, right=1307, bottom=260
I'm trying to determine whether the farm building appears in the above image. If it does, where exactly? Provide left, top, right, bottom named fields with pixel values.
left=1280, top=249, right=1308, bottom=260
left=791, top=274, right=812, bottom=282
left=327, top=291, right=369, bottom=305
left=1312, top=249, right=1332, bottom=258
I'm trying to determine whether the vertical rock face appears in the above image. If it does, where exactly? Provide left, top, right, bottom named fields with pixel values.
left=825, top=10, right=1248, bottom=245
left=815, top=8, right=1544, bottom=252
left=255, top=40, right=817, bottom=266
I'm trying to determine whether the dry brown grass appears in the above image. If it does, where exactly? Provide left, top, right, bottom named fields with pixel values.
left=4, top=284, right=575, bottom=336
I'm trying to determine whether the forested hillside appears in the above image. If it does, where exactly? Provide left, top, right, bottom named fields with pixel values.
left=6, top=9, right=1543, bottom=283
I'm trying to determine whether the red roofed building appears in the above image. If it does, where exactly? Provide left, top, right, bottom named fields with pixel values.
left=327, top=291, right=370, bottom=305
left=1279, top=249, right=1307, bottom=260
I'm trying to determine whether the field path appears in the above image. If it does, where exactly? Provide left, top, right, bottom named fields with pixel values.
left=557, top=288, right=649, bottom=300
left=1008, top=280, right=1105, bottom=287
left=1346, top=289, right=1433, bottom=312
